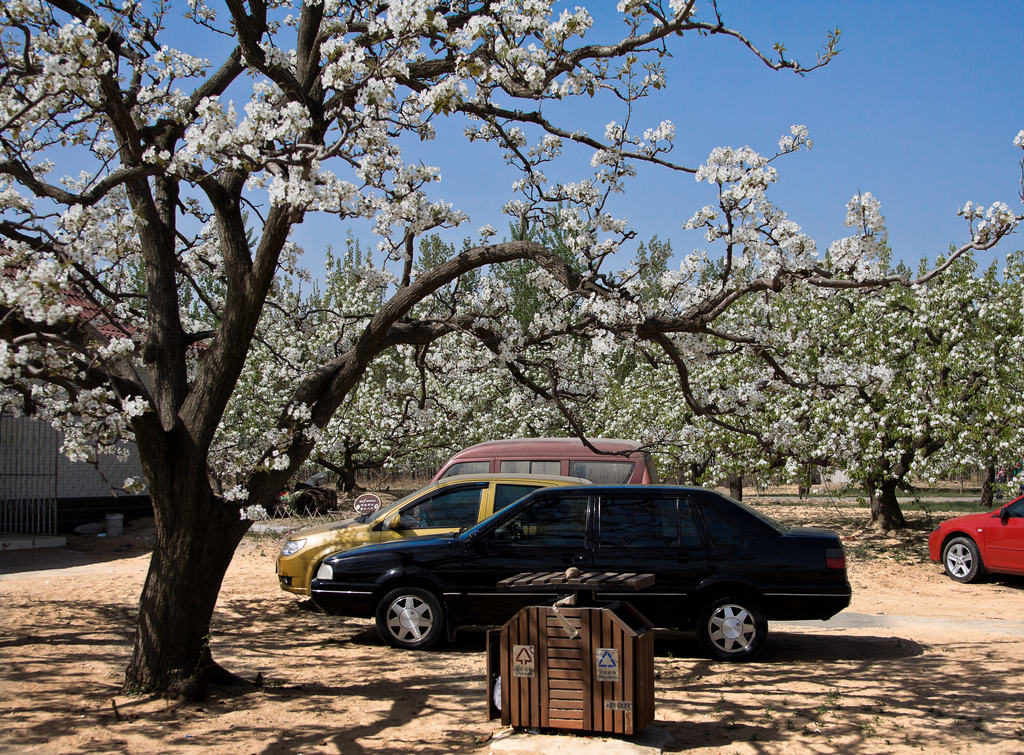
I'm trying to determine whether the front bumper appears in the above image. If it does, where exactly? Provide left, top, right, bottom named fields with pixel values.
left=277, top=556, right=311, bottom=596
left=927, top=528, right=943, bottom=562
left=309, top=581, right=376, bottom=617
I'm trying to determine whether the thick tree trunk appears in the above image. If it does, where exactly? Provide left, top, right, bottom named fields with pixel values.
left=797, top=464, right=811, bottom=499
left=980, top=463, right=996, bottom=509
left=869, top=479, right=906, bottom=531
left=312, top=456, right=359, bottom=493
left=338, top=467, right=357, bottom=493
left=124, top=474, right=252, bottom=698
left=341, top=442, right=359, bottom=493
left=728, top=473, right=743, bottom=501
left=683, top=462, right=707, bottom=485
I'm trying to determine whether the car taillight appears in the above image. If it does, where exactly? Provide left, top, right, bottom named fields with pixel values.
left=825, top=547, right=846, bottom=570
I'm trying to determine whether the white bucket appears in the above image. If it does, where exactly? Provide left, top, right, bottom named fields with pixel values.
left=105, top=513, right=124, bottom=537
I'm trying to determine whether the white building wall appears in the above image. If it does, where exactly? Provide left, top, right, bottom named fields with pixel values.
left=54, top=443, right=144, bottom=498
left=1, top=415, right=144, bottom=499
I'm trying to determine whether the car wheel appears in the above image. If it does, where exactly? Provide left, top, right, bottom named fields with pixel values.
left=375, top=587, right=445, bottom=650
left=696, top=595, right=767, bottom=661
left=942, top=536, right=984, bottom=583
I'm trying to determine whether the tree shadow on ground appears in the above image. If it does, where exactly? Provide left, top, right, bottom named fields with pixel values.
left=4, top=586, right=1023, bottom=754
left=652, top=628, right=1021, bottom=752
left=653, top=628, right=923, bottom=663
left=0, top=539, right=152, bottom=575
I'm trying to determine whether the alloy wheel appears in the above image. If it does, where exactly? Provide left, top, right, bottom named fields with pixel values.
left=385, top=594, right=435, bottom=642
left=945, top=542, right=974, bottom=579
left=706, top=602, right=758, bottom=655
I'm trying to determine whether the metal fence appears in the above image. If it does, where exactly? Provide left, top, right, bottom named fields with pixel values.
left=0, top=415, right=58, bottom=534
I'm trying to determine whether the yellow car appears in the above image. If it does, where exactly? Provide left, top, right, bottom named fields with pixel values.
left=276, top=473, right=589, bottom=596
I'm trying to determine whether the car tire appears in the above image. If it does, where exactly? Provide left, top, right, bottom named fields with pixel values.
left=375, top=587, right=445, bottom=650
left=942, top=536, right=984, bottom=583
left=696, top=595, right=767, bottom=661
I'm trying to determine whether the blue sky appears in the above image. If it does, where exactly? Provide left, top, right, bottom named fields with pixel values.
left=188, top=1, right=1024, bottom=274
left=640, top=0, right=1024, bottom=271
left=412, top=1, right=1023, bottom=272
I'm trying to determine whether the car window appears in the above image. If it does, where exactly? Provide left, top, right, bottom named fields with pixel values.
left=493, top=483, right=543, bottom=513
left=715, top=493, right=787, bottom=532
left=598, top=496, right=701, bottom=548
left=692, top=492, right=744, bottom=546
left=362, top=489, right=420, bottom=523
left=493, top=495, right=589, bottom=547
left=500, top=460, right=561, bottom=475
left=440, top=461, right=490, bottom=478
left=569, top=460, right=635, bottom=484
left=398, top=485, right=484, bottom=529
left=1005, top=498, right=1024, bottom=517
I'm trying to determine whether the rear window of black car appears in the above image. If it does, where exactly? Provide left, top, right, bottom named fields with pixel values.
left=693, top=492, right=786, bottom=545
left=725, top=495, right=787, bottom=533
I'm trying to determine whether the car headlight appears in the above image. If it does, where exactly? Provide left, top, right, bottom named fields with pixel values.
left=280, top=538, right=306, bottom=557
left=316, top=562, right=333, bottom=581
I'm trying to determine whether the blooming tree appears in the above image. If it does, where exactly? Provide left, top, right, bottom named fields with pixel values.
left=246, top=235, right=569, bottom=489
left=1, top=0, right=1019, bottom=698
left=0, top=0, right=856, bottom=695
left=966, top=251, right=1024, bottom=504
left=495, top=134, right=1023, bottom=515
left=781, top=249, right=1024, bottom=529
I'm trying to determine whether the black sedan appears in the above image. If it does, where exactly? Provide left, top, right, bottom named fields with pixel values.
left=311, top=485, right=851, bottom=660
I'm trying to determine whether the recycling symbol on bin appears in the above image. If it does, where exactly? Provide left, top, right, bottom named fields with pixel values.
left=512, top=644, right=535, bottom=678
left=595, top=648, right=620, bottom=681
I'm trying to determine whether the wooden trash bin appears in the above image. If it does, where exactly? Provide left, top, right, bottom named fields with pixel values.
left=486, top=572, right=655, bottom=735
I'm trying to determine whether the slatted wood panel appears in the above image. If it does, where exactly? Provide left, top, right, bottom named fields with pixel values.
left=495, top=604, right=654, bottom=735
left=543, top=610, right=584, bottom=729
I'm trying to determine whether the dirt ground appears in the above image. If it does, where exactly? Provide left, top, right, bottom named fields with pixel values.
left=2, top=499, right=1023, bottom=754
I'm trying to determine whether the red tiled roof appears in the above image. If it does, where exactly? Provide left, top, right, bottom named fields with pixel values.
left=2, top=248, right=139, bottom=342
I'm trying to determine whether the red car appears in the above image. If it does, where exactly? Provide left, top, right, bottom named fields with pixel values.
left=929, top=495, right=1024, bottom=582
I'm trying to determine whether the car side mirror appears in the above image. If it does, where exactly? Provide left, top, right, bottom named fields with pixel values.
left=473, top=528, right=497, bottom=549
left=386, top=513, right=402, bottom=530
left=1000, top=507, right=1011, bottom=525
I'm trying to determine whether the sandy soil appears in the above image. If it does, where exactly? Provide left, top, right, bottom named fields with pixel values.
left=2, top=500, right=1023, bottom=754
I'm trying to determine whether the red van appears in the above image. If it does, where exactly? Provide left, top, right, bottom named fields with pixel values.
left=432, top=438, right=656, bottom=485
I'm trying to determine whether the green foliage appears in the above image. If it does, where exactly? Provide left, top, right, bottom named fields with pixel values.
left=491, top=215, right=581, bottom=329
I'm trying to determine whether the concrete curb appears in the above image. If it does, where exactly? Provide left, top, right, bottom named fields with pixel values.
left=0, top=535, right=66, bottom=552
